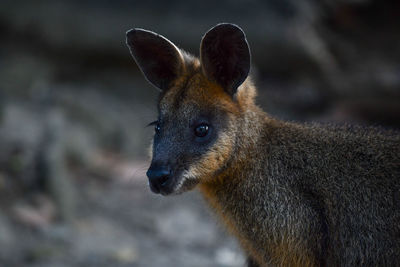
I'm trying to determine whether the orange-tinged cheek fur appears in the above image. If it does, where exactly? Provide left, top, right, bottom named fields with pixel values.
left=183, top=132, right=234, bottom=184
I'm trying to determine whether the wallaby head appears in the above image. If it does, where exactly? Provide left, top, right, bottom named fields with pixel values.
left=126, top=23, right=255, bottom=195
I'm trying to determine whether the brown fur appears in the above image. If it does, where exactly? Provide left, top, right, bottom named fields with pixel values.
left=127, top=24, right=400, bottom=267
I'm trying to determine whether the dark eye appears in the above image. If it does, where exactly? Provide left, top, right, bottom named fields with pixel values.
left=194, top=124, right=209, bottom=137
left=147, top=120, right=160, bottom=134
left=155, top=123, right=161, bottom=134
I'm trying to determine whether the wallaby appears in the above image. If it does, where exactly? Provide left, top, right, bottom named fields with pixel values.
left=126, top=23, right=400, bottom=266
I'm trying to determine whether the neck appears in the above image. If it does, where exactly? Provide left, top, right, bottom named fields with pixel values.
left=197, top=105, right=273, bottom=264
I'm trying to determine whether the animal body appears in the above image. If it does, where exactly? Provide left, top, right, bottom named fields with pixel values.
left=126, top=23, right=400, bottom=266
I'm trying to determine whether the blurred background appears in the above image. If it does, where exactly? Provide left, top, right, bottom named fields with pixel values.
left=0, top=0, right=399, bottom=266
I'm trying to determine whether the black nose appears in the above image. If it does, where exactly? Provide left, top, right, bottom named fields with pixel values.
left=146, top=167, right=171, bottom=194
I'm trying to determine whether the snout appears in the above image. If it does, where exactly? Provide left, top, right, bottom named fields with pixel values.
left=146, top=165, right=174, bottom=195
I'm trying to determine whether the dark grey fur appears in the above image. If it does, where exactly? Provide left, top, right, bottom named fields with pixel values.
left=219, top=116, right=400, bottom=266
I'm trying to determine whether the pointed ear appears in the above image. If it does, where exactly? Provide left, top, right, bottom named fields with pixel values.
left=200, top=23, right=251, bottom=96
left=126, top=29, right=185, bottom=91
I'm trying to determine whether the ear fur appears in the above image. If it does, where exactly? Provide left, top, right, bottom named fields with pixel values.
left=200, top=23, right=251, bottom=96
left=126, top=29, right=184, bottom=91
